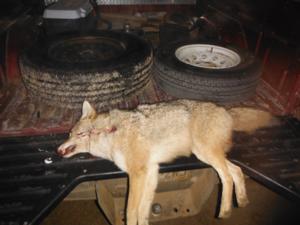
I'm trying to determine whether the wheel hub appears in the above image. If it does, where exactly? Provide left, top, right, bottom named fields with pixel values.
left=48, top=36, right=126, bottom=63
left=175, top=44, right=241, bottom=69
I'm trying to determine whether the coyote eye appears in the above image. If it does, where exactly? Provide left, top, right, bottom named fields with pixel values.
left=77, top=132, right=88, bottom=137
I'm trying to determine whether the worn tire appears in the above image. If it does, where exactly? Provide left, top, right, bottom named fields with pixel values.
left=153, top=41, right=261, bottom=103
left=20, top=31, right=153, bottom=109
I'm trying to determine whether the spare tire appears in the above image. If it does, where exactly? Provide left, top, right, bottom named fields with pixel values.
left=153, top=41, right=261, bottom=103
left=20, top=31, right=153, bottom=109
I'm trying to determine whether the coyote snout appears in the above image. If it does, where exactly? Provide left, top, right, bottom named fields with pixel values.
left=58, top=99, right=276, bottom=225
left=57, top=142, right=76, bottom=157
left=57, top=129, right=92, bottom=158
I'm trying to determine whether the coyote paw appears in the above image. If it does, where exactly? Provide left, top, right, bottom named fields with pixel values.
left=218, top=209, right=232, bottom=219
left=238, top=196, right=250, bottom=208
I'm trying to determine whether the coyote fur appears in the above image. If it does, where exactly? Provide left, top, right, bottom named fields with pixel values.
left=57, top=99, right=276, bottom=225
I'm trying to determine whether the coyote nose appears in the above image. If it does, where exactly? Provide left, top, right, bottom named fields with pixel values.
left=57, top=144, right=76, bottom=156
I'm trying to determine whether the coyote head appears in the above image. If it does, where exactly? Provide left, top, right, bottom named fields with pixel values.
left=57, top=101, right=116, bottom=158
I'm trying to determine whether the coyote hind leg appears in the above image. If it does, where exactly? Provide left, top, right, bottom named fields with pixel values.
left=226, top=160, right=249, bottom=207
left=192, top=145, right=234, bottom=218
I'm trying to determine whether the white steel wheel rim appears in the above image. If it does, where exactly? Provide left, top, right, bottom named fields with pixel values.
left=175, top=44, right=241, bottom=69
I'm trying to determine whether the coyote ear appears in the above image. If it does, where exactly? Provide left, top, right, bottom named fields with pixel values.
left=81, top=101, right=96, bottom=119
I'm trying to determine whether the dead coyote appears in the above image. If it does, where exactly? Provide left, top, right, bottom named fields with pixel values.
left=57, top=99, right=276, bottom=225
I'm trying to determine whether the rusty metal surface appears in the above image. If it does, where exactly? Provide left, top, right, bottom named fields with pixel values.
left=0, top=76, right=275, bottom=137
left=0, top=79, right=175, bottom=137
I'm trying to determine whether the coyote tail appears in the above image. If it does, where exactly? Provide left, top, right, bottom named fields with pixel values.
left=228, top=107, right=279, bottom=133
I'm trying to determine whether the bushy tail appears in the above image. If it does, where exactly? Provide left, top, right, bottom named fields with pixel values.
left=228, top=107, right=279, bottom=133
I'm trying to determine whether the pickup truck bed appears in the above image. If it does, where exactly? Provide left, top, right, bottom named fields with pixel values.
left=0, top=2, right=300, bottom=225
left=0, top=12, right=299, bottom=225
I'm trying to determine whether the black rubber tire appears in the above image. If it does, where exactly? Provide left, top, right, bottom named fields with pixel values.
left=153, top=40, right=261, bottom=103
left=20, top=31, right=153, bottom=109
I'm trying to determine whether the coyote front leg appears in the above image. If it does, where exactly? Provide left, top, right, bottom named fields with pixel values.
left=137, top=164, right=159, bottom=225
left=127, top=170, right=148, bottom=225
left=127, top=164, right=159, bottom=225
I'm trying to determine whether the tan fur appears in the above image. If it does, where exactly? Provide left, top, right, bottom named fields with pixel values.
left=229, top=107, right=278, bottom=133
left=57, top=99, right=275, bottom=225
